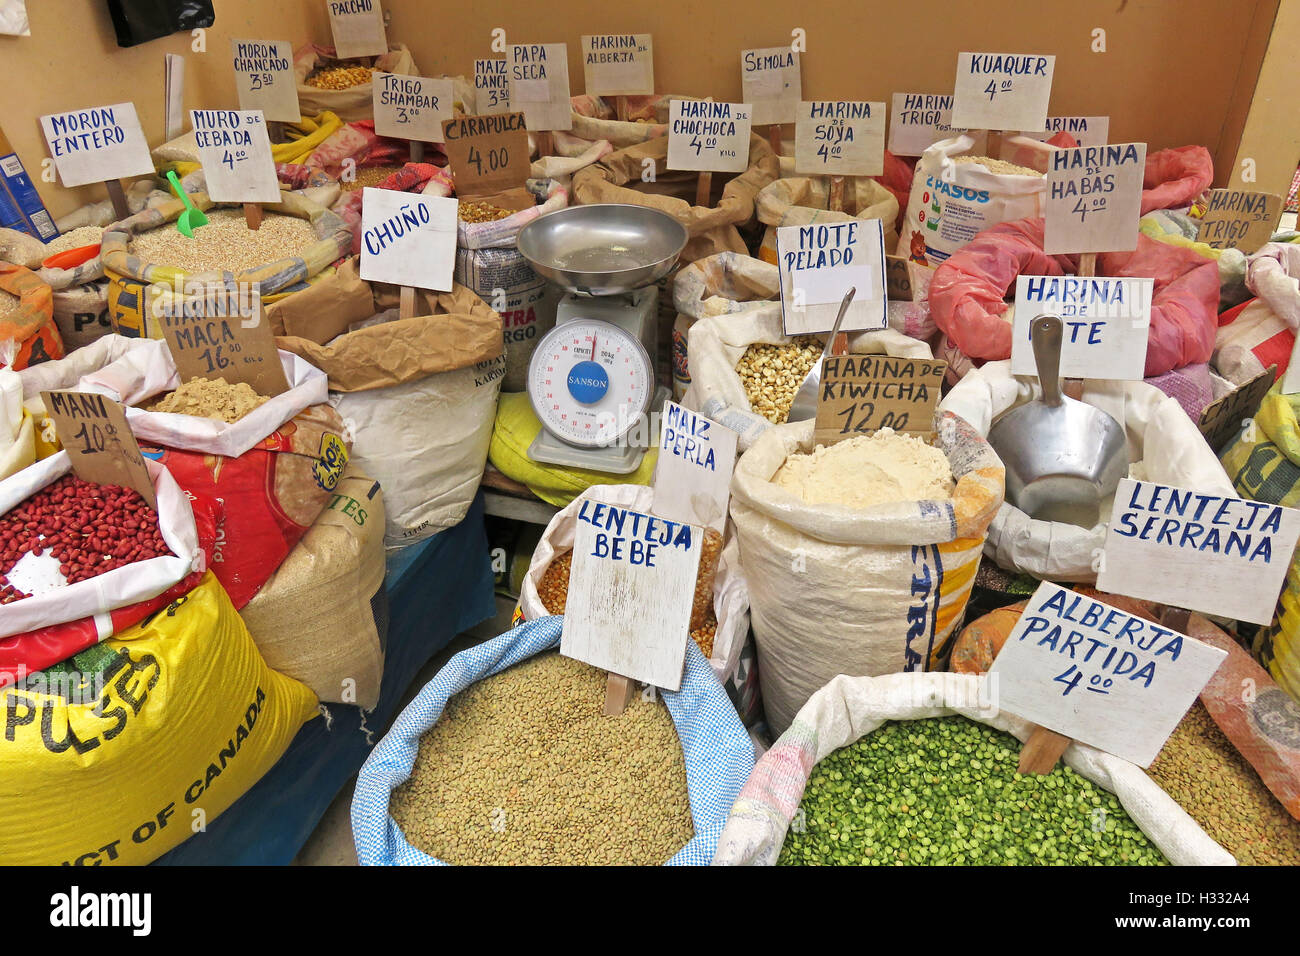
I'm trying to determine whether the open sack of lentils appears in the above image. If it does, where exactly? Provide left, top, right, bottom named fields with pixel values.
left=351, top=616, right=755, bottom=865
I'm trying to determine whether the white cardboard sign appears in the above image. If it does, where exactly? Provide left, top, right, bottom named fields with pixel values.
left=1044, top=143, right=1147, bottom=254
left=988, top=581, right=1226, bottom=767
left=508, top=43, right=572, bottom=132
left=1011, top=275, right=1152, bottom=380
left=581, top=34, right=654, bottom=96
left=190, top=109, right=280, bottom=204
left=358, top=189, right=457, bottom=291
left=887, top=93, right=985, bottom=157
left=326, top=0, right=387, bottom=60
left=562, top=500, right=702, bottom=691
left=950, top=52, right=1055, bottom=132
left=741, top=47, right=801, bottom=126
left=667, top=101, right=753, bottom=173
left=1020, top=115, right=1110, bottom=148
left=372, top=73, right=454, bottom=142
left=231, top=39, right=300, bottom=123
left=40, top=102, right=154, bottom=188
left=1096, top=478, right=1300, bottom=626
left=794, top=101, right=885, bottom=177
left=778, top=220, right=888, bottom=335
left=652, top=401, right=738, bottom=532
left=474, top=58, right=511, bottom=114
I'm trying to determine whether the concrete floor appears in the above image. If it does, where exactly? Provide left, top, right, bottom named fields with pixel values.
left=291, top=596, right=517, bottom=866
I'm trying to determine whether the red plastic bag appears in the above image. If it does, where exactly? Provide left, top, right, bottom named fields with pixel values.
left=929, top=217, right=1219, bottom=375
left=872, top=150, right=915, bottom=234
left=1142, top=145, right=1214, bottom=215
left=334, top=162, right=456, bottom=259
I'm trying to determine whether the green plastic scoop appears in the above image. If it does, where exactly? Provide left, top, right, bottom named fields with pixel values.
left=166, top=170, right=208, bottom=238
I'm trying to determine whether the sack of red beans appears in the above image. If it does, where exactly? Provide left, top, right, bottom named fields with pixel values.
left=0, top=452, right=201, bottom=643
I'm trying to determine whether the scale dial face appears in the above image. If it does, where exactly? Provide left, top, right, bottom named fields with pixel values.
left=528, top=318, right=654, bottom=448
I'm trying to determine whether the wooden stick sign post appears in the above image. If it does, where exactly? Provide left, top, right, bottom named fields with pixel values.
left=372, top=72, right=454, bottom=165
left=358, top=189, right=458, bottom=319
left=988, top=582, right=1227, bottom=772
left=507, top=43, right=572, bottom=159
left=742, top=47, right=800, bottom=162
left=667, top=101, right=753, bottom=210
left=561, top=498, right=703, bottom=715
left=39, top=102, right=155, bottom=220
left=794, top=101, right=886, bottom=214
left=189, top=109, right=280, bottom=231
left=40, top=391, right=156, bottom=509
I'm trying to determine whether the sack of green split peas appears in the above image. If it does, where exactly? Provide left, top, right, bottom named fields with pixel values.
left=351, top=616, right=755, bottom=865
left=713, top=672, right=1234, bottom=866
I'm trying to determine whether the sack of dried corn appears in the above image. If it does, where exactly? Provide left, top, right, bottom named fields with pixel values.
left=271, top=258, right=505, bottom=548
left=754, top=176, right=899, bottom=265
left=729, top=413, right=1004, bottom=735
left=0, top=262, right=62, bottom=370
left=351, top=615, right=755, bottom=865
left=101, top=184, right=349, bottom=339
left=295, top=42, right=418, bottom=122
left=682, top=301, right=934, bottom=450
left=897, top=134, right=1048, bottom=268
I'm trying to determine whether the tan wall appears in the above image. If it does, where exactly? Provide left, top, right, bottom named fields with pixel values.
left=1231, top=0, right=1300, bottom=196
left=0, top=0, right=1286, bottom=219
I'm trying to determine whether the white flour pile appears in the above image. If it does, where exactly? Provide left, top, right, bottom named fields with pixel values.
left=773, top=428, right=955, bottom=509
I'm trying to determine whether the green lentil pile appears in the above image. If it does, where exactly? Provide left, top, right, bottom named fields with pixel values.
left=778, top=716, right=1168, bottom=866
left=389, top=652, right=694, bottom=865
left=1146, top=702, right=1300, bottom=866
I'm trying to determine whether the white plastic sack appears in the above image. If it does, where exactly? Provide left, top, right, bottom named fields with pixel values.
left=682, top=302, right=934, bottom=450
left=896, top=134, right=1046, bottom=268
left=79, top=339, right=329, bottom=459
left=1246, top=242, right=1300, bottom=329
left=519, top=483, right=750, bottom=688
left=0, top=372, right=33, bottom=481
left=0, top=452, right=201, bottom=640
left=712, top=671, right=1234, bottom=866
left=939, top=360, right=1235, bottom=581
left=730, top=414, right=1005, bottom=735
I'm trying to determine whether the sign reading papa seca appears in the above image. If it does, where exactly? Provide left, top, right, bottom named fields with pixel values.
left=1096, top=478, right=1300, bottom=626
left=989, top=581, right=1226, bottom=767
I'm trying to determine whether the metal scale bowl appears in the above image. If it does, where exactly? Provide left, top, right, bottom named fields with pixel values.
left=518, top=204, right=688, bottom=472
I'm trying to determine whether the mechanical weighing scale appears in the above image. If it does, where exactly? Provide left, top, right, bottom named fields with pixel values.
left=517, top=204, right=689, bottom=473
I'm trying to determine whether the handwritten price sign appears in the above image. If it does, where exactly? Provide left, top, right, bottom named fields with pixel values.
left=667, top=100, right=752, bottom=173
left=950, top=52, right=1054, bottom=131
left=1044, top=143, right=1146, bottom=254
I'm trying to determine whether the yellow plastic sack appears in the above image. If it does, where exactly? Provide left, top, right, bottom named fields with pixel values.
left=1220, top=385, right=1300, bottom=701
left=0, top=574, right=317, bottom=865
left=157, top=111, right=346, bottom=179
left=488, top=392, right=658, bottom=507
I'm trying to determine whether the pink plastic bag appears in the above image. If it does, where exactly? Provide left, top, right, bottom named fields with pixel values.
left=1142, top=145, right=1214, bottom=215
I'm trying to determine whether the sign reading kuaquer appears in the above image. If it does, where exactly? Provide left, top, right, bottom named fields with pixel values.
left=950, top=52, right=1054, bottom=132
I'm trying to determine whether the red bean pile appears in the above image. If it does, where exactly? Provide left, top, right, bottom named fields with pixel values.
left=0, top=474, right=171, bottom=604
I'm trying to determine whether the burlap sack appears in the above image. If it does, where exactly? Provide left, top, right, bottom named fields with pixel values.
left=754, top=176, right=899, bottom=264
left=295, top=43, right=418, bottom=122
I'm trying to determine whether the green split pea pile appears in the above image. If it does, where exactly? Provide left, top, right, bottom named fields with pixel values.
left=779, top=716, right=1168, bottom=866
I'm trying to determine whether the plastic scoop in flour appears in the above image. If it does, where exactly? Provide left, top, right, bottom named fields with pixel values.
left=786, top=286, right=857, bottom=424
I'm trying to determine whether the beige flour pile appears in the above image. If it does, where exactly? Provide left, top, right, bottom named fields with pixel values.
left=773, top=428, right=955, bottom=509
left=148, top=377, right=269, bottom=423
left=954, top=155, right=1042, bottom=177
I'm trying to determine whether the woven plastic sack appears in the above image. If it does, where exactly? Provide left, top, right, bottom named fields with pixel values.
left=682, top=302, right=934, bottom=450
left=754, top=176, right=899, bottom=264
left=712, top=671, right=1234, bottom=865
left=517, top=484, right=750, bottom=688
left=295, top=43, right=418, bottom=122
left=940, top=360, right=1235, bottom=581
left=729, top=413, right=1004, bottom=734
left=1141, top=209, right=1249, bottom=310
left=0, top=262, right=62, bottom=370
left=928, top=217, right=1219, bottom=377
left=1216, top=242, right=1300, bottom=379
left=0, top=573, right=317, bottom=866
left=896, top=134, right=1046, bottom=268
left=0, top=372, right=33, bottom=480
left=1142, top=145, right=1214, bottom=215
left=1216, top=298, right=1292, bottom=383
left=351, top=615, right=755, bottom=865
left=572, top=133, right=780, bottom=264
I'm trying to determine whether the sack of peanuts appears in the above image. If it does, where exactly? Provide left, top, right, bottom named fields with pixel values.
left=729, top=413, right=1005, bottom=735
left=682, top=302, right=934, bottom=451
left=270, top=259, right=505, bottom=547
left=754, top=176, right=899, bottom=265
left=0, top=262, right=62, bottom=370
left=0, top=451, right=201, bottom=641
left=239, top=468, right=387, bottom=708
left=351, top=615, right=755, bottom=865
left=896, top=134, right=1047, bottom=269
left=0, top=573, right=317, bottom=865
left=295, top=43, right=419, bottom=122
left=940, top=361, right=1234, bottom=581
left=713, top=671, right=1233, bottom=866
left=78, top=338, right=329, bottom=459
left=518, top=483, right=750, bottom=691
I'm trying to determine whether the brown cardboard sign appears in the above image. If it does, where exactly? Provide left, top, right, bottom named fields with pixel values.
left=41, top=390, right=156, bottom=508
left=1198, top=365, right=1275, bottom=453
left=813, top=354, right=947, bottom=445
left=441, top=112, right=530, bottom=199
left=1195, top=189, right=1283, bottom=253
left=884, top=254, right=912, bottom=301
left=156, top=285, right=289, bottom=396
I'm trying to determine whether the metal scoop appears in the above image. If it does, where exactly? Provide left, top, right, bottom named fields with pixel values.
left=166, top=170, right=208, bottom=238
left=786, top=286, right=857, bottom=423
left=987, top=314, right=1128, bottom=527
